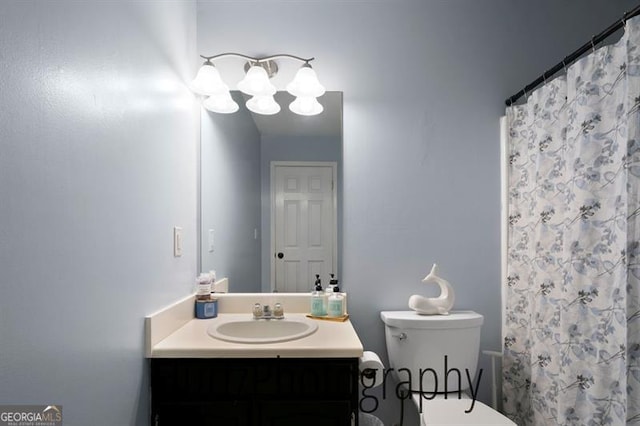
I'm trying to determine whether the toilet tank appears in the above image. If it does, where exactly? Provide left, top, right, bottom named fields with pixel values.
left=380, top=311, right=483, bottom=394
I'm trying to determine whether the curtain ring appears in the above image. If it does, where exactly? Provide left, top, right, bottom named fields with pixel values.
left=562, top=59, right=568, bottom=74
left=591, top=36, right=597, bottom=53
left=523, top=87, right=528, bottom=100
left=542, top=73, right=547, bottom=85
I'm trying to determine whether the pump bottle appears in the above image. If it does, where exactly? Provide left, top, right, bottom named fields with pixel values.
left=310, top=274, right=326, bottom=316
left=327, top=284, right=344, bottom=318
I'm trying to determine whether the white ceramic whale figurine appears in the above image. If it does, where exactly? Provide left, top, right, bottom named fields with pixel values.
left=408, top=263, right=455, bottom=315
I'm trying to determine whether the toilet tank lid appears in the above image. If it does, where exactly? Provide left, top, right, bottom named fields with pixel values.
left=380, top=311, right=483, bottom=329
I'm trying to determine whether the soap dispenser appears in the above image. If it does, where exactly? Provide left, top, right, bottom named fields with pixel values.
left=329, top=273, right=339, bottom=291
left=311, top=274, right=326, bottom=316
left=325, top=273, right=337, bottom=295
left=327, top=284, right=344, bottom=318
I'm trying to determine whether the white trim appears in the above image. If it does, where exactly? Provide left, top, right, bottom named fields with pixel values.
left=500, top=116, right=509, bottom=342
left=196, top=108, right=203, bottom=274
left=269, top=161, right=338, bottom=292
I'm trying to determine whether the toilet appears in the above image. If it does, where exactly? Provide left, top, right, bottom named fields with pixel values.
left=381, top=311, right=515, bottom=426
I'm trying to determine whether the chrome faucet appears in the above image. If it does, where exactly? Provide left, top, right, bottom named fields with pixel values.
left=252, top=302, right=284, bottom=319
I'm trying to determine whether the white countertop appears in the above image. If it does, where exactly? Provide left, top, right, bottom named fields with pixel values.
left=145, top=291, right=364, bottom=359
left=150, top=313, right=363, bottom=358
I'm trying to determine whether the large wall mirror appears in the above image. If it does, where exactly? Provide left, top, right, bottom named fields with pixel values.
left=200, top=91, right=343, bottom=293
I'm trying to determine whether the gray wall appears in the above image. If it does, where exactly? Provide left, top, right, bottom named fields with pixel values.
left=259, top=134, right=343, bottom=291
left=197, top=1, right=639, bottom=424
left=1, top=1, right=637, bottom=426
left=0, top=1, right=198, bottom=425
left=201, top=94, right=262, bottom=292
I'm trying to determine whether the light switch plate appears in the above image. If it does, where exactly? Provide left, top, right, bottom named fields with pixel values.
left=174, top=227, right=183, bottom=257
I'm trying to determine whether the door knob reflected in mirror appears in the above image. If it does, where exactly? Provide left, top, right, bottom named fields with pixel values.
left=276, top=252, right=284, bottom=259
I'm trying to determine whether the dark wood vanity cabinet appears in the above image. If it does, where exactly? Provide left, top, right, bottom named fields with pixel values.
left=150, top=358, right=359, bottom=426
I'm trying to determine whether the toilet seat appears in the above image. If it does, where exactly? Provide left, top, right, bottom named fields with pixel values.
left=412, top=393, right=516, bottom=426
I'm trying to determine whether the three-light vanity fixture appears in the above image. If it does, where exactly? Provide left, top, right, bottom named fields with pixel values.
left=190, top=53, right=325, bottom=116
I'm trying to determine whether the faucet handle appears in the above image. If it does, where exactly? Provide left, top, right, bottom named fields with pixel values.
left=253, top=303, right=262, bottom=318
left=273, top=302, right=284, bottom=318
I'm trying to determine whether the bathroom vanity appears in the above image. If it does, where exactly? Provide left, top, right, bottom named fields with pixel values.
left=146, top=293, right=363, bottom=426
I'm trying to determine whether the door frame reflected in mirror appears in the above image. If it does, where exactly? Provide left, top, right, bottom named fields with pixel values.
left=270, top=161, right=338, bottom=292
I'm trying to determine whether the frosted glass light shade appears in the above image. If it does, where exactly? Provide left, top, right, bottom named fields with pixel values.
left=286, top=66, right=325, bottom=98
left=289, top=96, right=324, bottom=116
left=190, top=64, right=228, bottom=96
left=203, top=92, right=239, bottom=114
left=246, top=95, right=281, bottom=115
left=237, top=66, right=277, bottom=96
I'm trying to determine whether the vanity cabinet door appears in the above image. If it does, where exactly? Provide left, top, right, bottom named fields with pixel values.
left=150, top=358, right=359, bottom=426
left=151, top=358, right=254, bottom=400
left=257, top=400, right=353, bottom=426
left=153, top=401, right=250, bottom=426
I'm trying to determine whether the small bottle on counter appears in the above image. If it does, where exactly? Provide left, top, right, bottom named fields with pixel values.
left=327, top=285, right=344, bottom=318
left=310, top=274, right=326, bottom=316
left=196, top=273, right=212, bottom=301
left=195, top=273, right=217, bottom=319
left=195, top=298, right=218, bottom=319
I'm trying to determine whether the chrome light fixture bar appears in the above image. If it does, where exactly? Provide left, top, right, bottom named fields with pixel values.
left=191, top=53, right=325, bottom=116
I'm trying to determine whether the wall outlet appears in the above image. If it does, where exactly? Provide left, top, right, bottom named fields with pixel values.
left=174, top=226, right=183, bottom=257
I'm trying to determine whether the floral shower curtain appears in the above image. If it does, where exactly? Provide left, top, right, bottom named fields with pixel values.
left=503, top=17, right=640, bottom=426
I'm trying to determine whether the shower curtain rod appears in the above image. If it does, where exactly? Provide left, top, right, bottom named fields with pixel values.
left=505, top=3, right=640, bottom=106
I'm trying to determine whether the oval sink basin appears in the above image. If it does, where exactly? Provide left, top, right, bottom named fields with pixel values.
left=207, top=317, right=318, bottom=344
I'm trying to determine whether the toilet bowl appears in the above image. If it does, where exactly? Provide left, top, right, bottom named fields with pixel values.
left=381, top=311, right=515, bottom=426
